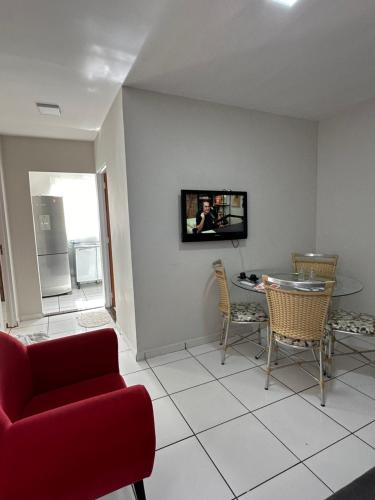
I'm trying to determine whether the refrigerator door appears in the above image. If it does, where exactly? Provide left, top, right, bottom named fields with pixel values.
left=32, top=196, right=68, bottom=255
left=38, top=253, right=72, bottom=297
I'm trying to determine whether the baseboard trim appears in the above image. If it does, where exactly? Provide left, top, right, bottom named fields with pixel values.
left=137, top=331, right=221, bottom=361
left=137, top=323, right=268, bottom=361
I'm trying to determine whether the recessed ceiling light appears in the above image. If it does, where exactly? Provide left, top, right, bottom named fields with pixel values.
left=271, top=0, right=300, bottom=7
left=36, top=103, right=61, bottom=116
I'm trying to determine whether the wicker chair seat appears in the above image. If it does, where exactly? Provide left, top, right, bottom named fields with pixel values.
left=328, top=309, right=375, bottom=335
left=231, top=303, right=267, bottom=323
left=274, top=333, right=322, bottom=348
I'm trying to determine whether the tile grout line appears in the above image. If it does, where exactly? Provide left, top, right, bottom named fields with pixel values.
left=15, top=323, right=375, bottom=497
left=191, top=351, right=335, bottom=497
left=191, top=346, right=375, bottom=495
left=146, top=363, right=239, bottom=500
left=295, top=379, right=375, bottom=434
left=172, top=349, right=310, bottom=489
left=336, top=373, right=375, bottom=402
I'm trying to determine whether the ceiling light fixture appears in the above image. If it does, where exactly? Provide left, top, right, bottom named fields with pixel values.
left=271, top=0, right=300, bottom=7
left=36, top=103, right=61, bottom=116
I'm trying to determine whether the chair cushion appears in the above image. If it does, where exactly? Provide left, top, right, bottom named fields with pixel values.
left=328, top=309, right=375, bottom=335
left=231, top=302, right=267, bottom=322
left=274, top=333, right=322, bottom=348
left=22, top=373, right=126, bottom=418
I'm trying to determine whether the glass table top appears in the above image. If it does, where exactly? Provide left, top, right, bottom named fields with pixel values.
left=231, top=270, right=363, bottom=297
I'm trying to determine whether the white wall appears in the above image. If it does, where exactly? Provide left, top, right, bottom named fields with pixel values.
left=94, top=90, right=137, bottom=350
left=1, top=136, right=95, bottom=320
left=122, top=88, right=318, bottom=355
left=316, top=98, right=375, bottom=312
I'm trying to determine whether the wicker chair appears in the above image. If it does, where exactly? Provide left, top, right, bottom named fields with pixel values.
left=292, top=253, right=338, bottom=279
left=263, top=275, right=334, bottom=406
left=212, top=260, right=268, bottom=365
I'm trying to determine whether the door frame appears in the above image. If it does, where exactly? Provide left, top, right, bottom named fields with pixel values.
left=0, top=149, right=19, bottom=327
left=96, top=167, right=115, bottom=309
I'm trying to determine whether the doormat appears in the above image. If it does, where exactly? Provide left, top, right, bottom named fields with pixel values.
left=78, top=310, right=111, bottom=328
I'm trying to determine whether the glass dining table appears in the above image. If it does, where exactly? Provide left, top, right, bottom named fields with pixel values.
left=231, top=270, right=363, bottom=297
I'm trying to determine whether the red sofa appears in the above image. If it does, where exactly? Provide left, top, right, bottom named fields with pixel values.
left=0, top=328, right=155, bottom=500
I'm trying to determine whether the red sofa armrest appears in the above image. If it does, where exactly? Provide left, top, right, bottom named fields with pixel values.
left=0, top=385, right=155, bottom=500
left=27, top=328, right=119, bottom=394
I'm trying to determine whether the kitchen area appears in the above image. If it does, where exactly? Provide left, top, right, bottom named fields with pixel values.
left=29, top=172, right=105, bottom=315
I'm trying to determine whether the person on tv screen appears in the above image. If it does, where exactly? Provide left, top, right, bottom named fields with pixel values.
left=196, top=201, right=224, bottom=233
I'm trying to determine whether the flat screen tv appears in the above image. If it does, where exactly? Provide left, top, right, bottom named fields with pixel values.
left=181, top=190, right=247, bottom=242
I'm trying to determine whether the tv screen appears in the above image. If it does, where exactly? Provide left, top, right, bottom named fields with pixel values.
left=181, top=190, right=247, bottom=242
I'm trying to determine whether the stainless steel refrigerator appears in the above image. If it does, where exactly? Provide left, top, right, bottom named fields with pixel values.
left=32, top=196, right=72, bottom=297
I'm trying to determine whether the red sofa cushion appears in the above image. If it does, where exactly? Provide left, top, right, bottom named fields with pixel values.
left=23, top=373, right=126, bottom=418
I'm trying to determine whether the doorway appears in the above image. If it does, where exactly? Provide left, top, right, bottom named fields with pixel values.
left=29, top=172, right=107, bottom=316
left=96, top=169, right=116, bottom=316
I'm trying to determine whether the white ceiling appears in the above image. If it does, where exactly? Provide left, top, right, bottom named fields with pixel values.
left=2, top=0, right=375, bottom=140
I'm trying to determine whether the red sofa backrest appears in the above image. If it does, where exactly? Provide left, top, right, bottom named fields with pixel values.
left=0, top=332, right=32, bottom=427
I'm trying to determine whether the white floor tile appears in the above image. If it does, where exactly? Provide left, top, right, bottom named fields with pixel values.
left=326, top=353, right=366, bottom=377
left=270, top=363, right=318, bottom=392
left=18, top=316, right=49, bottom=327
left=99, top=486, right=135, bottom=499
left=123, top=369, right=167, bottom=400
left=152, top=358, right=214, bottom=394
left=187, top=335, right=241, bottom=357
left=305, top=435, right=375, bottom=492
left=171, top=381, right=247, bottom=433
left=220, top=367, right=293, bottom=411
left=10, top=326, right=373, bottom=500
left=335, top=336, right=375, bottom=361
left=42, top=305, right=60, bottom=315
left=85, top=298, right=105, bottom=309
left=42, top=297, right=59, bottom=306
left=13, top=332, right=50, bottom=344
left=83, top=291, right=104, bottom=299
left=254, top=395, right=348, bottom=460
left=48, top=318, right=85, bottom=335
left=69, top=288, right=85, bottom=297
left=119, top=350, right=148, bottom=375
left=51, top=330, right=84, bottom=340
left=60, top=301, right=88, bottom=312
left=58, top=295, right=84, bottom=305
left=199, top=414, right=297, bottom=496
left=301, top=379, right=375, bottom=432
left=116, top=333, right=130, bottom=352
left=86, top=324, right=116, bottom=333
left=339, top=364, right=375, bottom=399
left=356, top=333, right=375, bottom=344
left=231, top=340, right=267, bottom=366
left=240, top=464, right=331, bottom=500
left=145, top=437, right=233, bottom=500
left=196, top=347, right=255, bottom=378
left=11, top=323, right=48, bottom=335
left=300, top=352, right=365, bottom=379
left=82, top=284, right=103, bottom=296
left=147, top=349, right=192, bottom=368
left=187, top=340, right=222, bottom=356
left=48, top=311, right=80, bottom=323
left=355, top=421, right=375, bottom=448
left=153, top=396, right=193, bottom=449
